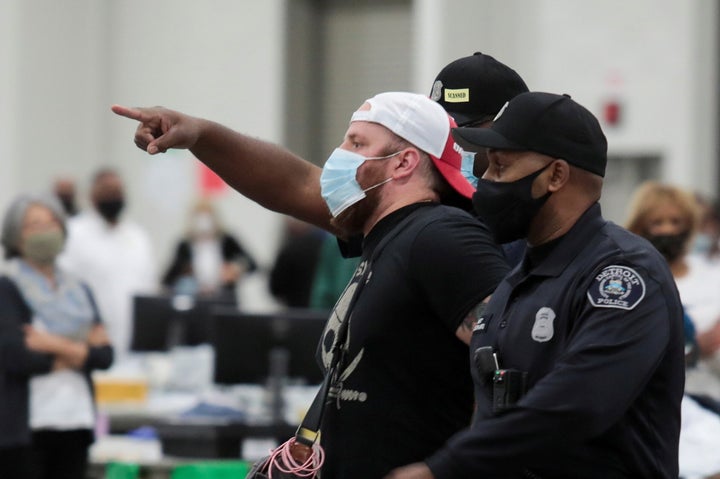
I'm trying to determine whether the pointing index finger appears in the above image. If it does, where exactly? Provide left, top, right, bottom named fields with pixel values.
left=111, top=104, right=148, bottom=122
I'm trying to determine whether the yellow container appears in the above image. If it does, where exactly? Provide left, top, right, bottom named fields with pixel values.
left=93, top=376, right=149, bottom=404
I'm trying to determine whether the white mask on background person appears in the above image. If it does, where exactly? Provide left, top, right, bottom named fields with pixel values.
left=320, top=148, right=397, bottom=217
left=192, top=213, right=215, bottom=235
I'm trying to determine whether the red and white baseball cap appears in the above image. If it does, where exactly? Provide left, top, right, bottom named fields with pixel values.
left=350, top=92, right=474, bottom=199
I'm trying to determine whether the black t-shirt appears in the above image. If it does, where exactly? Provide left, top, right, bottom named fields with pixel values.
left=316, top=203, right=509, bottom=479
left=427, top=203, right=684, bottom=479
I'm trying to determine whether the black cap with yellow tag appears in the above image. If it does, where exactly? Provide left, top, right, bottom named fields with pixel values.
left=452, top=92, right=608, bottom=177
left=429, top=52, right=529, bottom=127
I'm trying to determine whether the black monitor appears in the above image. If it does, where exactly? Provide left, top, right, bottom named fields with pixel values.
left=210, top=308, right=329, bottom=385
left=130, top=294, right=237, bottom=352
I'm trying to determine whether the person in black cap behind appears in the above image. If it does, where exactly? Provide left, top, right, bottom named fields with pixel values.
left=431, top=52, right=528, bottom=127
left=430, top=51, right=528, bottom=187
left=429, top=52, right=529, bottom=265
left=386, top=92, right=684, bottom=479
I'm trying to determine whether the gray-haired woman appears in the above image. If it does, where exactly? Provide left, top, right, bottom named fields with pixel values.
left=0, top=193, right=113, bottom=479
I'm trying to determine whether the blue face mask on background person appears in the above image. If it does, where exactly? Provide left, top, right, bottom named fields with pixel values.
left=691, top=232, right=713, bottom=255
left=460, top=150, right=479, bottom=188
left=320, top=148, right=397, bottom=217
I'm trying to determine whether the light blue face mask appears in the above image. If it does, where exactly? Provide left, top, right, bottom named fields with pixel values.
left=692, top=233, right=713, bottom=255
left=320, top=148, right=397, bottom=217
left=460, top=149, right=479, bottom=188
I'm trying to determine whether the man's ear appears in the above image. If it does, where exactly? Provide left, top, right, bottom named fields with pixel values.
left=392, top=148, right=421, bottom=180
left=547, top=159, right=570, bottom=192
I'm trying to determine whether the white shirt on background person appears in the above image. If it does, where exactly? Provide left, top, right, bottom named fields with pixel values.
left=59, top=210, right=157, bottom=361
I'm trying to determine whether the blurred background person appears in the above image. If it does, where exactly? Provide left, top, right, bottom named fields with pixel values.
left=0, top=193, right=113, bottom=479
left=309, top=234, right=360, bottom=310
left=269, top=216, right=324, bottom=309
left=52, top=176, right=79, bottom=218
left=626, top=181, right=720, bottom=398
left=162, top=197, right=257, bottom=302
left=691, top=194, right=720, bottom=266
left=59, top=167, right=157, bottom=362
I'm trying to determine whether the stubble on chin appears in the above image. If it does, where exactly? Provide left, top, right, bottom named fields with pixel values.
left=330, top=193, right=373, bottom=238
left=330, top=181, right=384, bottom=239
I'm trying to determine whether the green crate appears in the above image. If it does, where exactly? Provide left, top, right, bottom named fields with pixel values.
left=171, top=461, right=251, bottom=479
left=105, top=462, right=140, bottom=479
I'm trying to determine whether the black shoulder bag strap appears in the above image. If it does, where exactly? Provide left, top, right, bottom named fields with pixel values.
left=294, top=206, right=429, bottom=446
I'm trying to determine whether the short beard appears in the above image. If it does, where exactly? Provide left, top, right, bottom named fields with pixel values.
left=330, top=169, right=386, bottom=238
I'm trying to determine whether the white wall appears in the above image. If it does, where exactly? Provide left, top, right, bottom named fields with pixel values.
left=0, top=0, right=20, bottom=212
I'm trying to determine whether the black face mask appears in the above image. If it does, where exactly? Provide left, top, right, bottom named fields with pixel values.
left=96, top=198, right=125, bottom=223
left=646, top=232, right=689, bottom=263
left=472, top=163, right=552, bottom=243
left=57, top=194, right=77, bottom=217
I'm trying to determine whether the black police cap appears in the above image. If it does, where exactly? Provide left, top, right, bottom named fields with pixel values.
left=452, top=92, right=608, bottom=177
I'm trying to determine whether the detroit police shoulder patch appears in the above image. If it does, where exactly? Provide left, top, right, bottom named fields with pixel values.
left=587, top=265, right=646, bottom=310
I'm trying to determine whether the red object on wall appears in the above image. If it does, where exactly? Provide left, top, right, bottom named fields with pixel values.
left=198, top=162, right=227, bottom=196
left=603, top=100, right=622, bottom=126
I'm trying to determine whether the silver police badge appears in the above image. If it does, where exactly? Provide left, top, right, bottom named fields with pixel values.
left=531, top=307, right=555, bottom=342
left=587, top=265, right=646, bottom=310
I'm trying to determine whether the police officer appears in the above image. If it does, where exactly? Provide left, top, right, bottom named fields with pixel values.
left=386, top=92, right=684, bottom=478
left=429, top=52, right=529, bottom=266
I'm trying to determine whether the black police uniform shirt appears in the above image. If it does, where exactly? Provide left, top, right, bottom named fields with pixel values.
left=316, top=202, right=509, bottom=479
left=426, top=203, right=685, bottom=479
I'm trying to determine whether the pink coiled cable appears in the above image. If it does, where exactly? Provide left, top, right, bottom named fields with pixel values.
left=267, top=437, right=325, bottom=478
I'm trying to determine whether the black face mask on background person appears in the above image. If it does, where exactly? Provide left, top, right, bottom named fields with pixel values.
left=96, top=198, right=125, bottom=223
left=57, top=195, right=77, bottom=216
left=472, top=163, right=552, bottom=243
left=646, top=232, right=690, bottom=263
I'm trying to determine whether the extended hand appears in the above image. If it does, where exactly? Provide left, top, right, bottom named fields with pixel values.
left=384, top=463, right=435, bottom=479
left=111, top=104, right=202, bottom=155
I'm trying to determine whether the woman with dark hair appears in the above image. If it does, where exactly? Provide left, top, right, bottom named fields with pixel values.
left=0, top=193, right=113, bottom=479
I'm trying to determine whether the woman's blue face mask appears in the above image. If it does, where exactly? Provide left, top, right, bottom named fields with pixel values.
left=320, top=148, right=397, bottom=217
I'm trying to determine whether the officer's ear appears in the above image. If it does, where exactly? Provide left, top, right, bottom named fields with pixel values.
left=547, top=159, right=570, bottom=192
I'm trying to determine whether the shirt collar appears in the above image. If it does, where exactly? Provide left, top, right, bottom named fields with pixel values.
left=517, top=203, right=606, bottom=278
left=361, top=202, right=437, bottom=256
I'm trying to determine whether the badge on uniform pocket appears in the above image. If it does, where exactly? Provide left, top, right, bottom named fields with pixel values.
left=531, top=307, right=555, bottom=342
